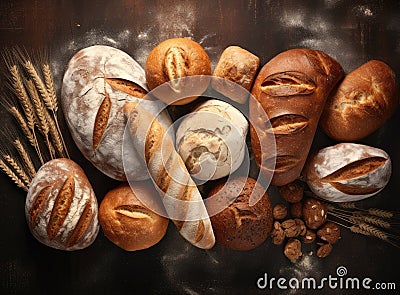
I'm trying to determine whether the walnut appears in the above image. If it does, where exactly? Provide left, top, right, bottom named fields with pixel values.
left=317, top=222, right=341, bottom=244
left=317, top=243, right=333, bottom=258
left=302, top=229, right=316, bottom=244
left=295, top=218, right=307, bottom=236
left=284, top=238, right=302, bottom=262
left=273, top=204, right=287, bottom=220
left=279, top=182, right=304, bottom=203
left=302, top=198, right=327, bottom=229
left=282, top=219, right=301, bottom=238
left=290, top=202, right=303, bottom=218
left=271, top=221, right=285, bottom=245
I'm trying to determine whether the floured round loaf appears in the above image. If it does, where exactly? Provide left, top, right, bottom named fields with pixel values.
left=61, top=45, right=172, bottom=181
left=304, top=143, right=392, bottom=202
left=25, top=158, right=99, bottom=250
left=176, top=99, right=248, bottom=181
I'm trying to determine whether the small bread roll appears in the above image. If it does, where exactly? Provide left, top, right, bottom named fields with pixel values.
left=176, top=99, right=248, bottom=181
left=25, top=158, right=99, bottom=251
left=321, top=60, right=398, bottom=141
left=99, top=182, right=169, bottom=251
left=206, top=176, right=273, bottom=251
left=212, top=46, right=260, bottom=104
left=145, top=38, right=211, bottom=105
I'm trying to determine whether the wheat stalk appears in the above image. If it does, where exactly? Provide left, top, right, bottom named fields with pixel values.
left=349, top=225, right=372, bottom=236
left=42, top=64, right=58, bottom=112
left=362, top=216, right=391, bottom=229
left=25, top=61, right=50, bottom=108
left=0, top=159, right=28, bottom=191
left=14, top=139, right=36, bottom=178
left=3, top=154, right=31, bottom=186
left=9, top=107, right=35, bottom=146
left=358, top=223, right=390, bottom=240
left=368, top=208, right=394, bottom=219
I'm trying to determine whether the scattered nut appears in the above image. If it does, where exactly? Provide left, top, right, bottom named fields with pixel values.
left=317, top=243, right=333, bottom=258
left=284, top=238, right=302, bottom=262
left=271, top=221, right=285, bottom=245
left=302, top=198, right=327, bottom=230
left=273, top=204, right=288, bottom=220
left=295, top=218, right=307, bottom=236
left=290, top=202, right=303, bottom=218
left=279, top=182, right=304, bottom=203
left=282, top=219, right=301, bottom=238
left=317, top=222, right=341, bottom=244
left=302, top=229, right=316, bottom=244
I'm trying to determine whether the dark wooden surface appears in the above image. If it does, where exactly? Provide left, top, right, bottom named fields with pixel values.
left=0, top=1, right=399, bottom=294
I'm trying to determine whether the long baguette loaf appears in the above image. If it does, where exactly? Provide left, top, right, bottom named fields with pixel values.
left=123, top=102, right=215, bottom=249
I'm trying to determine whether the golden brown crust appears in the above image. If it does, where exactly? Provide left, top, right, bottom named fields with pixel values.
left=321, top=60, right=398, bottom=141
left=207, top=176, right=273, bottom=251
left=212, top=46, right=260, bottom=103
left=250, top=49, right=344, bottom=186
left=99, top=183, right=169, bottom=251
left=145, top=38, right=211, bottom=105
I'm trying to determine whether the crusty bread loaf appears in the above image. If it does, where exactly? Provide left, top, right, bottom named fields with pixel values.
left=61, top=45, right=172, bottom=181
left=123, top=102, right=215, bottom=249
left=145, top=38, right=211, bottom=105
left=212, top=46, right=260, bottom=104
left=25, top=158, right=99, bottom=250
left=99, top=182, right=169, bottom=251
left=250, top=48, right=344, bottom=186
left=304, top=143, right=392, bottom=202
left=175, top=99, right=248, bottom=181
left=206, top=176, right=273, bottom=251
left=320, top=60, right=398, bottom=141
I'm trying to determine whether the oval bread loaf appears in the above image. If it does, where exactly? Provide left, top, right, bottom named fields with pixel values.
left=321, top=60, right=398, bottom=141
left=25, top=158, right=99, bottom=250
left=250, top=48, right=344, bottom=186
left=304, top=143, right=392, bottom=202
left=61, top=45, right=172, bottom=181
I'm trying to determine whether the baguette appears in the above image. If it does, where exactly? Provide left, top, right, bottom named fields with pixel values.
left=123, top=102, right=215, bottom=249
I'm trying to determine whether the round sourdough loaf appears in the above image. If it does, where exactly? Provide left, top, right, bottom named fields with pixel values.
left=61, top=45, right=172, bottom=181
left=25, top=158, right=99, bottom=251
left=99, top=182, right=169, bottom=251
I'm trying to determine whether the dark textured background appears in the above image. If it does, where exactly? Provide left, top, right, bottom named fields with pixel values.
left=0, top=0, right=399, bottom=294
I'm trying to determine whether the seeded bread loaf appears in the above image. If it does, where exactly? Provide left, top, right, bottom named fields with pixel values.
left=25, top=158, right=99, bottom=250
left=320, top=60, right=398, bottom=141
left=250, top=48, right=344, bottom=186
left=61, top=45, right=172, bottom=181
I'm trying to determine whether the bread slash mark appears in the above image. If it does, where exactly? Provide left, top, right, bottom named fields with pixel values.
left=93, top=94, right=111, bottom=149
left=268, top=114, right=309, bottom=135
left=261, top=71, right=316, bottom=97
left=47, top=174, right=75, bottom=240
left=115, top=205, right=151, bottom=219
left=29, top=185, right=52, bottom=228
left=321, top=157, right=387, bottom=182
left=67, top=200, right=92, bottom=247
left=105, top=78, right=148, bottom=99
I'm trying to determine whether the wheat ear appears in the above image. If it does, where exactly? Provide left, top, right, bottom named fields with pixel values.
left=42, top=64, right=58, bottom=112
left=14, top=139, right=36, bottom=178
left=0, top=159, right=28, bottom=191
left=3, top=154, right=31, bottom=186
left=25, top=61, right=50, bottom=108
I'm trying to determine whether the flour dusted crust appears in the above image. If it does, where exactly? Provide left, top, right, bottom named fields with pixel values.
left=176, top=99, right=248, bottom=181
left=25, top=158, right=99, bottom=251
left=61, top=45, right=172, bottom=181
left=304, top=143, right=392, bottom=202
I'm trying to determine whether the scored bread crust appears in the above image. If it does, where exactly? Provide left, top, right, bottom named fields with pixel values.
left=250, top=48, right=344, bottom=186
left=124, top=102, right=215, bottom=249
left=25, top=158, right=99, bottom=251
